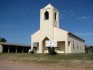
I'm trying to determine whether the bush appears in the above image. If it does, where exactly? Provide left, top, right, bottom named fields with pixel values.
left=48, top=47, right=57, bottom=55
left=31, top=50, right=34, bottom=54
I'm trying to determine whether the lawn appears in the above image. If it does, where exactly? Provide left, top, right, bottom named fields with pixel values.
left=0, top=53, right=93, bottom=69
left=0, top=53, right=93, bottom=64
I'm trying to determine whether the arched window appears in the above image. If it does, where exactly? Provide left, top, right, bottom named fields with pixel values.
left=44, top=11, right=49, bottom=20
left=54, top=12, right=56, bottom=20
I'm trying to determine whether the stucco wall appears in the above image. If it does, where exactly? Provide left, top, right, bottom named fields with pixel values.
left=40, top=8, right=54, bottom=40
left=68, top=34, right=85, bottom=53
left=57, top=42, right=65, bottom=51
left=54, top=27, right=68, bottom=41
left=31, top=30, right=42, bottom=42
left=0, top=44, right=3, bottom=53
left=54, top=27, right=69, bottom=53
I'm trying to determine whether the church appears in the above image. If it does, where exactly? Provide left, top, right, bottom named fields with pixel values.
left=31, top=4, right=85, bottom=53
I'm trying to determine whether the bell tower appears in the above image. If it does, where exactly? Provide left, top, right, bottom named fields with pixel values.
left=40, top=4, right=59, bottom=39
left=40, top=4, right=59, bottom=30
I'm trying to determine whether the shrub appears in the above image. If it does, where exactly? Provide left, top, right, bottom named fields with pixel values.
left=48, top=47, right=56, bottom=55
left=31, top=50, right=34, bottom=54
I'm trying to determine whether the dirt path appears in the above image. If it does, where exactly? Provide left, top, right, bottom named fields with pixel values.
left=0, top=60, right=89, bottom=70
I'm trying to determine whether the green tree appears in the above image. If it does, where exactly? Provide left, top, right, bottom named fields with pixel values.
left=0, top=37, right=7, bottom=42
left=48, top=47, right=56, bottom=55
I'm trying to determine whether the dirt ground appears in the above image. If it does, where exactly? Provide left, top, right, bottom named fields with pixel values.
left=0, top=53, right=93, bottom=70
left=0, top=60, right=93, bottom=70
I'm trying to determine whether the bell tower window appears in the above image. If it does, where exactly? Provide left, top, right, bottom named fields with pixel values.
left=54, top=12, right=56, bottom=20
left=44, top=11, right=49, bottom=20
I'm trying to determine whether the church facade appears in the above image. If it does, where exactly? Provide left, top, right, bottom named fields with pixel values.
left=31, top=4, right=85, bottom=53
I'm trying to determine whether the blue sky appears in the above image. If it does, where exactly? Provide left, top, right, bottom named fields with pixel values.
left=0, top=0, right=93, bottom=45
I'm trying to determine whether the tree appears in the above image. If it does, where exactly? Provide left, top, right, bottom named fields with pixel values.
left=85, top=45, right=93, bottom=53
left=48, top=47, right=56, bottom=55
left=0, top=37, right=7, bottom=42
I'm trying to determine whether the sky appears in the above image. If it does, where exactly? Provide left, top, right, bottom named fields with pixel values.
left=0, top=0, right=93, bottom=45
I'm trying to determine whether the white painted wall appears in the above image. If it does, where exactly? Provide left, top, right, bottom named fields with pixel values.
left=68, top=34, right=85, bottom=53
left=54, top=27, right=68, bottom=41
left=0, top=44, right=3, bottom=53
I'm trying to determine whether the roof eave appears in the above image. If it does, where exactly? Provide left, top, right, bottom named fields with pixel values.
left=68, top=32, right=85, bottom=42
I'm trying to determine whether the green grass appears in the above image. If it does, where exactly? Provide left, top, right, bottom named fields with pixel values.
left=0, top=53, right=93, bottom=64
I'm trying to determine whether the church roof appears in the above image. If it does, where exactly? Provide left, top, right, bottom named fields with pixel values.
left=0, top=42, right=30, bottom=47
left=44, top=4, right=53, bottom=8
left=58, top=28, right=85, bottom=42
left=68, top=32, right=85, bottom=42
left=43, top=4, right=58, bottom=11
left=54, top=27, right=85, bottom=42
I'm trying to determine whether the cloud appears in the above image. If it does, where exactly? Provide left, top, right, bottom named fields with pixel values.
left=61, top=9, right=76, bottom=18
left=77, top=16, right=90, bottom=20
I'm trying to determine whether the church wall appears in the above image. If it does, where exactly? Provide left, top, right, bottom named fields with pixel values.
left=31, top=30, right=42, bottom=42
left=53, top=9, right=59, bottom=28
left=54, top=27, right=68, bottom=53
left=0, top=44, right=3, bottom=53
left=68, top=35, right=85, bottom=53
left=40, top=9, right=54, bottom=40
left=54, top=27, right=68, bottom=41
left=57, top=41, right=65, bottom=51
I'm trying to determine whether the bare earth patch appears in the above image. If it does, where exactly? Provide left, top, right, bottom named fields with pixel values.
left=0, top=59, right=93, bottom=70
left=0, top=53, right=93, bottom=70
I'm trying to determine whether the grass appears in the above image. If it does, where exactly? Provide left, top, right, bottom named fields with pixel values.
left=0, top=53, right=93, bottom=64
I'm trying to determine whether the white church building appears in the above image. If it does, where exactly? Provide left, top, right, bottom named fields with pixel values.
left=31, top=4, right=85, bottom=53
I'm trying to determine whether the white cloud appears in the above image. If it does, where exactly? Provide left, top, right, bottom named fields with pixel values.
left=61, top=9, right=76, bottom=18
left=77, top=16, right=90, bottom=20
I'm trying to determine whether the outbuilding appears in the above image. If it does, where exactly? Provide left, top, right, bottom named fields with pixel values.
left=0, top=42, right=30, bottom=53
